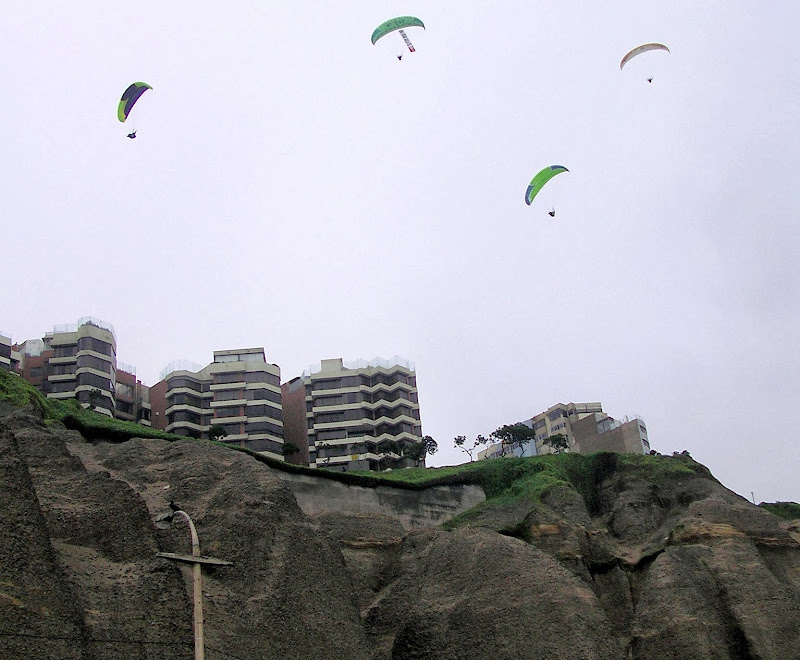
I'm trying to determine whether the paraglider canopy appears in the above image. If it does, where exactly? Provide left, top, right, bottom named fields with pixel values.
left=117, top=82, right=152, bottom=123
left=371, top=16, right=425, bottom=45
left=525, top=165, right=569, bottom=206
left=619, top=43, right=670, bottom=70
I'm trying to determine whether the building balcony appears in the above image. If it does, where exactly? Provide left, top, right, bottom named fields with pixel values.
left=210, top=381, right=246, bottom=391
left=50, top=356, right=77, bottom=365
left=165, top=403, right=207, bottom=416
left=212, top=415, right=247, bottom=424
left=48, top=374, right=77, bottom=382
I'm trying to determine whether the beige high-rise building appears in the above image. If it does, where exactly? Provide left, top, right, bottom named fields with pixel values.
left=479, top=401, right=650, bottom=458
left=284, top=356, right=423, bottom=472
left=41, top=318, right=118, bottom=417
left=10, top=318, right=151, bottom=423
left=0, top=331, right=11, bottom=370
left=151, top=348, right=284, bottom=459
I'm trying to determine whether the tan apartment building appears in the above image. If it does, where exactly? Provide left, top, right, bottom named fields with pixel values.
left=479, top=401, right=649, bottom=458
left=151, top=348, right=284, bottom=459
left=24, top=318, right=118, bottom=416
left=283, top=356, right=423, bottom=472
left=0, top=331, right=12, bottom=370
left=12, top=318, right=150, bottom=422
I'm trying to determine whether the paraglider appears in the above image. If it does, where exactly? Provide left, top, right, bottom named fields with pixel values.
left=118, top=82, right=152, bottom=136
left=620, top=43, right=670, bottom=82
left=525, top=165, right=569, bottom=216
left=371, top=16, right=425, bottom=56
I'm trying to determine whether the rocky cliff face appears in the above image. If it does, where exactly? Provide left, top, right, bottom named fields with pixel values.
left=1, top=406, right=798, bottom=659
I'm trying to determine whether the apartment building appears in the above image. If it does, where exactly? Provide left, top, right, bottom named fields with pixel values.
left=570, top=411, right=650, bottom=455
left=0, top=331, right=12, bottom=370
left=11, top=318, right=150, bottom=422
left=13, top=318, right=119, bottom=416
left=151, top=348, right=284, bottom=459
left=115, top=364, right=152, bottom=426
left=479, top=401, right=649, bottom=458
left=283, top=356, right=423, bottom=472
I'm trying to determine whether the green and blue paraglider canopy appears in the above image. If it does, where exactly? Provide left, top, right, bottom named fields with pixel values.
left=525, top=165, right=569, bottom=206
left=117, top=82, right=152, bottom=123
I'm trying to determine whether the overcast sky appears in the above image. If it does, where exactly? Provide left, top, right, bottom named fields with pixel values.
left=2, top=2, right=798, bottom=503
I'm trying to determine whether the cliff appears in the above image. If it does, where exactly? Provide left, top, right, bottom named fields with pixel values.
left=1, top=402, right=799, bottom=659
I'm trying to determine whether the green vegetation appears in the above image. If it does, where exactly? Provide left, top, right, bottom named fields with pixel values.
left=1, top=368, right=718, bottom=510
left=0, top=368, right=180, bottom=443
left=759, top=501, right=800, bottom=521
left=209, top=424, right=228, bottom=441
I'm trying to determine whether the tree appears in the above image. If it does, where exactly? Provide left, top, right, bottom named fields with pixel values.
left=88, top=388, right=102, bottom=411
left=402, top=435, right=438, bottom=467
left=454, top=434, right=489, bottom=462
left=490, top=423, right=537, bottom=456
left=378, top=440, right=402, bottom=456
left=282, top=442, right=300, bottom=458
left=209, top=425, right=228, bottom=441
left=543, top=433, right=568, bottom=454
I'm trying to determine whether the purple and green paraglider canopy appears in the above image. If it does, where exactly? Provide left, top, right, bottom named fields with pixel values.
left=117, top=82, right=152, bottom=123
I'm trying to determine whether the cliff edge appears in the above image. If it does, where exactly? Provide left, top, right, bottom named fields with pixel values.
left=1, top=403, right=798, bottom=659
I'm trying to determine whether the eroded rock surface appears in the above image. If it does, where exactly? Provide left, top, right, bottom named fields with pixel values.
left=1, top=406, right=798, bottom=659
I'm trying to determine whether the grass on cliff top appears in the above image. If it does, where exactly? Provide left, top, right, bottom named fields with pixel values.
left=0, top=368, right=716, bottom=499
left=0, top=368, right=181, bottom=443
left=759, top=501, right=800, bottom=521
left=354, top=448, right=705, bottom=502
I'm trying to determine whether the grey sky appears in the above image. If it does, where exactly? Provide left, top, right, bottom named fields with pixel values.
left=2, top=2, right=798, bottom=502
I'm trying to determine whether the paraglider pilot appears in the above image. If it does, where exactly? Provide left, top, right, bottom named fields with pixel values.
left=127, top=130, right=137, bottom=139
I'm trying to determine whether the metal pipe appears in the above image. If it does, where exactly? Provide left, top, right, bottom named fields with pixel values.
left=172, top=510, right=205, bottom=660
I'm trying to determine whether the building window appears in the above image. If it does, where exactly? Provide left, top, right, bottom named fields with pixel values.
left=77, top=337, right=114, bottom=357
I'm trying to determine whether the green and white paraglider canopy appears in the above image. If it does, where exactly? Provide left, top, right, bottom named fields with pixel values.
left=371, top=16, right=425, bottom=53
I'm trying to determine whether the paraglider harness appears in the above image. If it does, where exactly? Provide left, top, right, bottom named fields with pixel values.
left=127, top=130, right=137, bottom=139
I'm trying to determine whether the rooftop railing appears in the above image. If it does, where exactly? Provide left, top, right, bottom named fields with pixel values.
left=118, top=361, right=136, bottom=375
left=159, top=359, right=205, bottom=381
left=302, top=355, right=414, bottom=378
left=48, top=317, right=116, bottom=340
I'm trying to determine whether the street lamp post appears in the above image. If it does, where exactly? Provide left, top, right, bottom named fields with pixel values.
left=154, top=508, right=232, bottom=660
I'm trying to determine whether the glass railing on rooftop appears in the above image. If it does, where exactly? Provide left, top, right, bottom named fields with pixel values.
left=302, top=355, right=414, bottom=378
left=159, top=359, right=205, bottom=381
